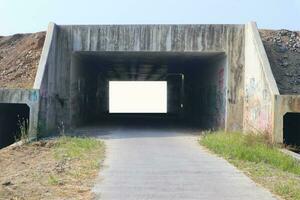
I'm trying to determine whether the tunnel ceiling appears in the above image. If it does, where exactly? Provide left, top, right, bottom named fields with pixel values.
left=73, top=51, right=225, bottom=65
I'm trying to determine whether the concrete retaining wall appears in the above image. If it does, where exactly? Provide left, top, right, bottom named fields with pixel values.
left=244, top=22, right=280, bottom=141
left=33, top=22, right=58, bottom=134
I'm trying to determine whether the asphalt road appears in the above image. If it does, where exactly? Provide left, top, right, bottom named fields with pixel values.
left=85, top=126, right=277, bottom=200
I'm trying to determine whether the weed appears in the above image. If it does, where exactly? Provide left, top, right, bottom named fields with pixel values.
left=58, top=121, right=65, bottom=136
left=48, top=174, right=60, bottom=185
left=53, top=136, right=104, bottom=160
left=15, top=116, right=29, bottom=143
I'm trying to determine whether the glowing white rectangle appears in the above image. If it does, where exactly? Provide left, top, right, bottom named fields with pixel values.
left=109, top=81, right=167, bottom=113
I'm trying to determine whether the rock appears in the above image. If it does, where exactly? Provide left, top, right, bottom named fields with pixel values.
left=276, top=45, right=288, bottom=53
left=291, top=32, right=298, bottom=38
left=295, top=80, right=300, bottom=85
left=294, top=42, right=300, bottom=48
left=2, top=181, right=12, bottom=186
left=282, top=62, right=289, bottom=67
left=279, top=29, right=289, bottom=36
left=285, top=73, right=293, bottom=77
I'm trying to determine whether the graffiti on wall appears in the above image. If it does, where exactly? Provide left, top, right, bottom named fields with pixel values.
left=244, top=77, right=272, bottom=133
left=29, top=90, right=38, bottom=101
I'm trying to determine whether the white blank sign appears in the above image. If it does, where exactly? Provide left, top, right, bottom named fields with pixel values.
left=109, top=81, right=167, bottom=113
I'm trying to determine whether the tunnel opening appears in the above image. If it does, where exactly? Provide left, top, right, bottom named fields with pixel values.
left=0, top=103, right=30, bottom=149
left=283, top=112, right=300, bottom=148
left=70, top=52, right=227, bottom=130
left=109, top=81, right=167, bottom=113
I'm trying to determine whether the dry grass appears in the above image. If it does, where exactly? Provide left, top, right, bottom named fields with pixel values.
left=0, top=136, right=105, bottom=200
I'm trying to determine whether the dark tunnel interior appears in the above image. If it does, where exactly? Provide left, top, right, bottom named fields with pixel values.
left=70, top=52, right=227, bottom=130
left=0, top=103, right=30, bottom=149
left=284, top=112, right=300, bottom=147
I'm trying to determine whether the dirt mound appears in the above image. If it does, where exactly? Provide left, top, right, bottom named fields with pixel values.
left=0, top=32, right=45, bottom=88
left=259, top=29, right=300, bottom=94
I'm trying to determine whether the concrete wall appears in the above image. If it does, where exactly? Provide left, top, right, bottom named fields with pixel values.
left=0, top=89, right=39, bottom=139
left=208, top=56, right=227, bottom=128
left=243, top=22, right=300, bottom=143
left=191, top=55, right=227, bottom=128
left=274, top=95, right=300, bottom=143
left=37, top=23, right=245, bottom=133
left=33, top=23, right=58, bottom=133
left=244, top=22, right=280, bottom=141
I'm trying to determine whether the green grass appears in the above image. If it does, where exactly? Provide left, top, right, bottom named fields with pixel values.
left=200, top=131, right=300, bottom=200
left=48, top=174, right=61, bottom=185
left=53, top=136, right=104, bottom=160
left=51, top=136, right=105, bottom=184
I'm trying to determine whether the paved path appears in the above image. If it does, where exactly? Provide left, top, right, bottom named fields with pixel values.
left=83, top=126, right=277, bottom=200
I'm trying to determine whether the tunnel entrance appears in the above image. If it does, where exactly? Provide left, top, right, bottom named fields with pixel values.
left=0, top=103, right=30, bottom=149
left=70, top=52, right=227, bottom=130
left=283, top=112, right=300, bottom=147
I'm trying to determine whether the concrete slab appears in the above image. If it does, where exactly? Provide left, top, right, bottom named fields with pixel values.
left=86, top=127, right=277, bottom=200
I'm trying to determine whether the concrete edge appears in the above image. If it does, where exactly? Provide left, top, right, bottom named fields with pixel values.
left=280, top=149, right=300, bottom=161
left=247, top=22, right=280, bottom=95
left=33, top=22, right=57, bottom=89
left=0, top=89, right=40, bottom=140
left=2, top=136, right=37, bottom=150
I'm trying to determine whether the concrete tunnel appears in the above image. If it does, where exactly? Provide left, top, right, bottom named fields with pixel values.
left=69, top=51, right=227, bottom=130
left=3, top=23, right=300, bottom=147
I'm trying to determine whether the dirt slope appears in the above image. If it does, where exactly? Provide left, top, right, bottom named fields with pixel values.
left=259, top=29, right=300, bottom=94
left=0, top=32, right=45, bottom=88
left=0, top=138, right=104, bottom=200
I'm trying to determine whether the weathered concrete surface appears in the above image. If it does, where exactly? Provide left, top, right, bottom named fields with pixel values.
left=89, top=127, right=277, bottom=200
left=32, top=21, right=298, bottom=144
left=244, top=22, right=280, bottom=141
left=273, top=95, right=300, bottom=143
left=0, top=89, right=39, bottom=139
left=37, top=23, right=245, bottom=134
left=33, top=22, right=58, bottom=134
left=244, top=22, right=300, bottom=143
left=70, top=52, right=227, bottom=129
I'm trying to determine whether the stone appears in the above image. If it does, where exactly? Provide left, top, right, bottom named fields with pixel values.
left=2, top=181, right=12, bottom=186
left=276, top=45, right=288, bottom=53
left=282, top=62, right=289, bottom=67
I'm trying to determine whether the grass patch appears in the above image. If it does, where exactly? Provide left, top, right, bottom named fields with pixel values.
left=200, top=131, right=300, bottom=200
left=48, top=174, right=61, bottom=185
left=53, top=136, right=104, bottom=160
left=53, top=136, right=105, bottom=180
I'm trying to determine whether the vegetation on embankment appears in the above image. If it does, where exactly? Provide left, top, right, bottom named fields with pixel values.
left=0, top=136, right=105, bottom=200
left=200, top=132, right=300, bottom=200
